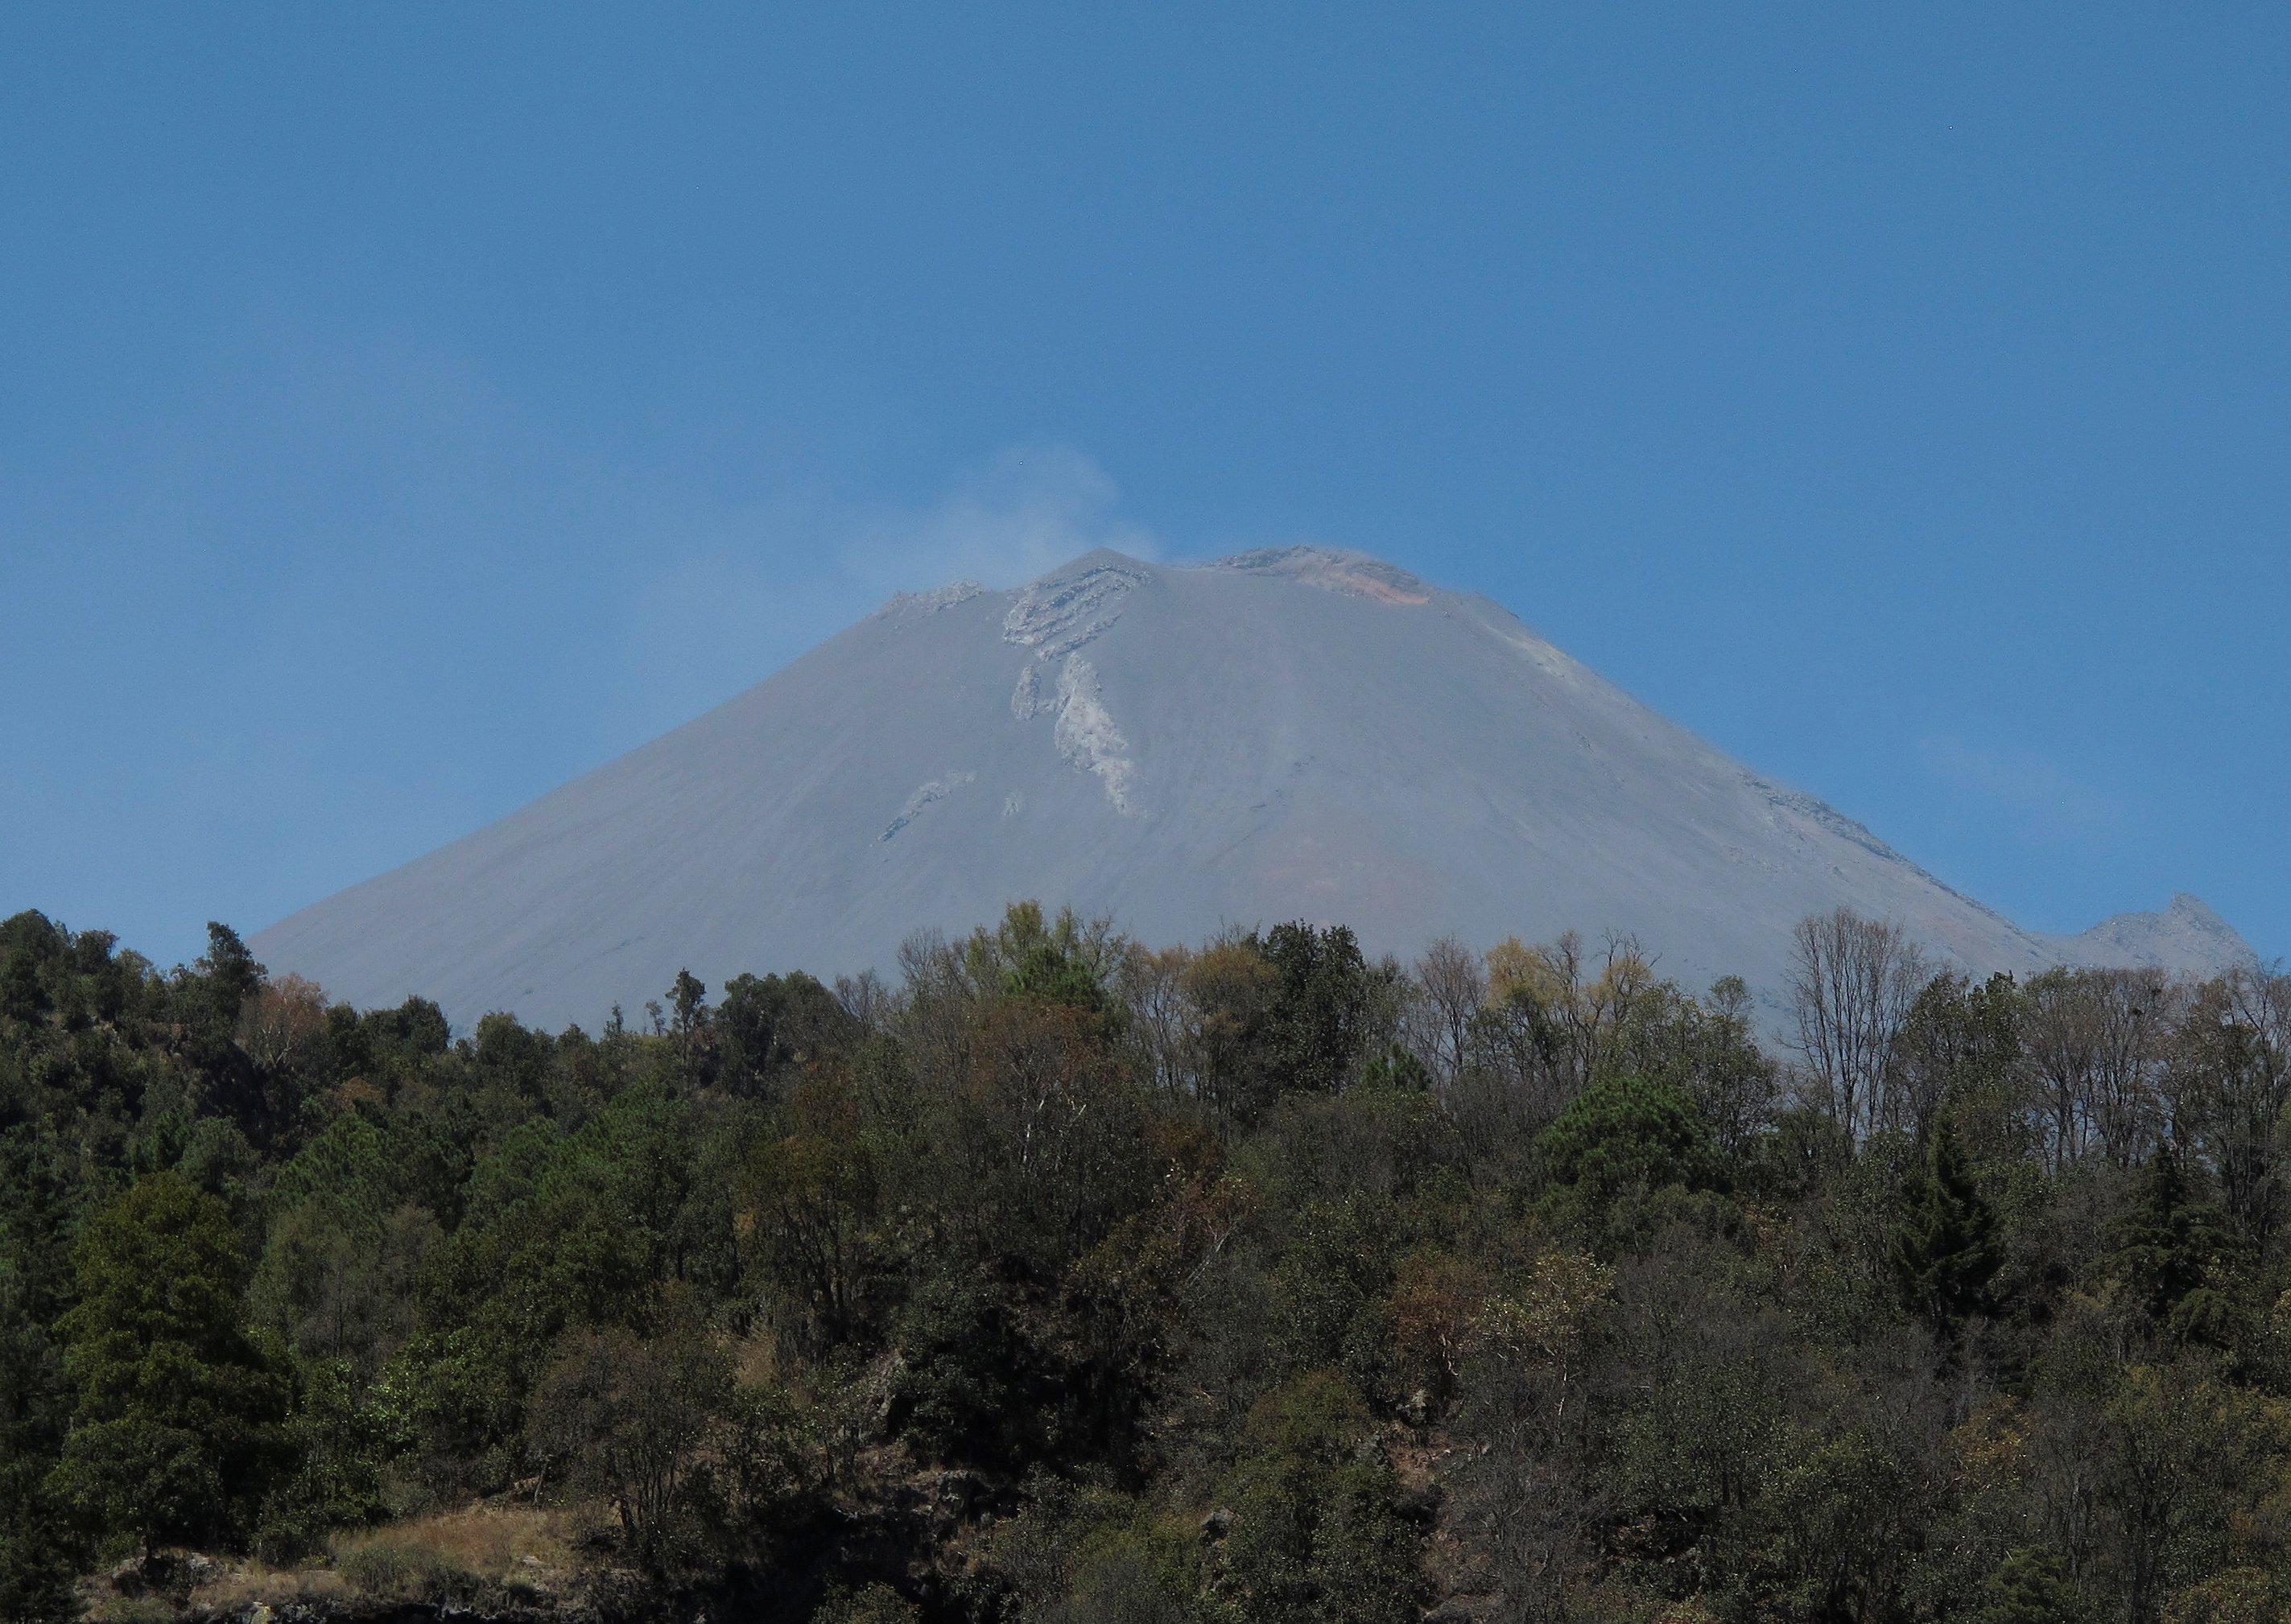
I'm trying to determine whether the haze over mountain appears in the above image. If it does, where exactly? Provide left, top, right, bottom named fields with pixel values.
left=254, top=548, right=2254, bottom=1030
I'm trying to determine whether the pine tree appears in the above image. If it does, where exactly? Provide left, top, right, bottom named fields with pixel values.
left=2112, top=1144, right=2244, bottom=1346
left=47, top=1172, right=283, bottom=1555
left=1889, top=1117, right=2004, bottom=1338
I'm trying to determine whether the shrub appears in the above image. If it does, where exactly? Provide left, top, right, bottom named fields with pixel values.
left=332, top=1537, right=477, bottom=1602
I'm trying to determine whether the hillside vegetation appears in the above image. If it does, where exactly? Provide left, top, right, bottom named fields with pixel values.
left=2, top=902, right=2289, bottom=1624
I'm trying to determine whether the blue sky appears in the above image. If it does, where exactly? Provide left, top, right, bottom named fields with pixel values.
left=2, top=2, right=2285, bottom=970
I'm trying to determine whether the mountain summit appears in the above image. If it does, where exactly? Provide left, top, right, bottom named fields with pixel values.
left=254, top=546, right=2252, bottom=1028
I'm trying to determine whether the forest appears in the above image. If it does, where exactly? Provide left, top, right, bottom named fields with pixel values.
left=2, top=901, right=2289, bottom=1624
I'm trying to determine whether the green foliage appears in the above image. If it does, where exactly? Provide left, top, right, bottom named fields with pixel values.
left=891, top=1272, right=1035, bottom=1468
left=0, top=1131, right=79, bottom=1619
left=1889, top=1117, right=2004, bottom=1338
left=257, top=1355, right=397, bottom=1560
left=1534, top=1073, right=1724, bottom=1224
left=1272, top=1196, right=1399, bottom=1390
left=9, top=905, right=2291, bottom=1624
left=1975, top=1547, right=2089, bottom=1624
left=526, top=1323, right=733, bottom=1568
left=1257, top=922, right=1379, bottom=1098
left=49, top=1171, right=283, bottom=1554
left=1211, top=1372, right=1419, bottom=1624
left=1750, top=1427, right=1913, bottom=1619
left=969, top=903, right=1120, bottom=1022
left=2113, top=1145, right=2249, bottom=1346
left=717, top=969, right=856, bottom=1098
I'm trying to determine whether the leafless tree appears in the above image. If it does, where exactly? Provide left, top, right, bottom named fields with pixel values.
left=1115, top=942, right=1195, bottom=1101
left=2174, top=966, right=2291, bottom=1239
left=1405, top=934, right=1486, bottom=1088
left=2024, top=967, right=2177, bottom=1172
left=1785, top=909, right=1927, bottom=1140
left=833, top=968, right=892, bottom=1033
left=2022, top=968, right=2103, bottom=1169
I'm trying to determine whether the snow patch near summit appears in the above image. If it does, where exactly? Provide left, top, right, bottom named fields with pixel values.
left=1052, top=657, right=1137, bottom=814
left=1003, top=564, right=1144, bottom=660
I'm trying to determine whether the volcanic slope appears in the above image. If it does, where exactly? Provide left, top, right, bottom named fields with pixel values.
left=254, top=547, right=2253, bottom=1029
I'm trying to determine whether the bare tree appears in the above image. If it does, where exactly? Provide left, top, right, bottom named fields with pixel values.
left=2175, top=966, right=2291, bottom=1240
left=2088, top=970, right=2179, bottom=1164
left=2022, top=968, right=2102, bottom=1170
left=1785, top=909, right=1927, bottom=1140
left=1116, top=942, right=1195, bottom=1101
left=1406, top=934, right=1486, bottom=1088
left=833, top=968, right=892, bottom=1033
left=2024, top=967, right=2177, bottom=1173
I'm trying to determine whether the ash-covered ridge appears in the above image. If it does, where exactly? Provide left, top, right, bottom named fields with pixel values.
left=254, top=546, right=2255, bottom=1028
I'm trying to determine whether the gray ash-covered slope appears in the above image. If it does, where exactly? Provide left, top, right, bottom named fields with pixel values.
left=254, top=547, right=2254, bottom=1029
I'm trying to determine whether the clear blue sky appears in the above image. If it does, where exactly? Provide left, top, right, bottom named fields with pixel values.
left=3, top=2, right=2285, bottom=971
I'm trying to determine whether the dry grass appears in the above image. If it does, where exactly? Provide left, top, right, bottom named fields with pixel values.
left=331, top=1502, right=598, bottom=1588
left=186, top=1564, right=348, bottom=1612
left=175, top=1502, right=609, bottom=1614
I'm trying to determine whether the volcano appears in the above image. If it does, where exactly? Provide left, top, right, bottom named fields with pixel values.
left=254, top=547, right=2252, bottom=1028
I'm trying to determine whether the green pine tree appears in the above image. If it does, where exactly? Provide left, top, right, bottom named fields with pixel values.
left=1889, top=1117, right=2004, bottom=1338
left=47, top=1172, right=283, bottom=1556
left=2111, top=1144, right=2244, bottom=1346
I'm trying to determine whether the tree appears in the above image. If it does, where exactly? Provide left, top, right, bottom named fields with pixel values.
left=1786, top=909, right=1926, bottom=1140
left=717, top=970, right=857, bottom=1098
left=191, top=921, right=265, bottom=1034
left=1534, top=1074, right=1725, bottom=1214
left=737, top=1071, right=881, bottom=1351
left=526, top=1323, right=731, bottom=1567
left=2176, top=968, right=2291, bottom=1244
left=1259, top=922, right=1380, bottom=1098
left=1976, top=1547, right=2090, bottom=1624
left=1888, top=1118, right=2003, bottom=1343
left=0, top=946, right=50, bottom=1027
left=1485, top=929, right=1656, bottom=1098
left=1212, top=1372, right=1419, bottom=1624
left=1889, top=971, right=2022, bottom=1148
left=47, top=1172, right=283, bottom=1555
left=1181, top=935, right=1282, bottom=1122
left=2111, top=1146, right=2245, bottom=1346
left=1404, top=935, right=1485, bottom=1089
left=2022, top=967, right=2173, bottom=1171
left=237, top=973, right=330, bottom=1075
left=667, top=971, right=711, bottom=1083
left=2089, top=1363, right=2288, bottom=1624
left=0, top=1134, right=77, bottom=1620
